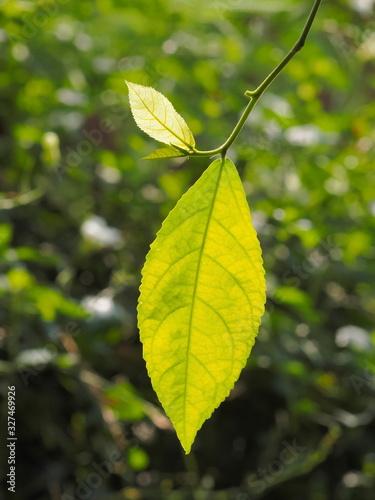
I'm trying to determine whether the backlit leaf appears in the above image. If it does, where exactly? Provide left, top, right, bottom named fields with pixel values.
left=126, top=81, right=195, bottom=150
left=143, top=145, right=187, bottom=160
left=138, top=158, right=266, bottom=453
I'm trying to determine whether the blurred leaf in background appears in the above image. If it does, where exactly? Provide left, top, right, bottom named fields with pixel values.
left=0, top=0, right=374, bottom=499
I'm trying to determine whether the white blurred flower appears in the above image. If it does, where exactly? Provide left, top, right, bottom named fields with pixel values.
left=81, top=215, right=122, bottom=247
left=285, top=125, right=339, bottom=147
left=285, top=125, right=320, bottom=146
left=350, top=0, right=375, bottom=14
left=82, top=295, right=115, bottom=316
left=335, top=325, right=370, bottom=350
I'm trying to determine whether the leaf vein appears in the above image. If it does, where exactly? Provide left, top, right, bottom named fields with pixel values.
left=182, top=159, right=225, bottom=442
left=129, top=84, right=193, bottom=148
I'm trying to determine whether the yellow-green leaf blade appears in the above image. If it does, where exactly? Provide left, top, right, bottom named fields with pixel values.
left=138, top=158, right=266, bottom=453
left=126, top=81, right=195, bottom=150
left=143, top=145, right=187, bottom=160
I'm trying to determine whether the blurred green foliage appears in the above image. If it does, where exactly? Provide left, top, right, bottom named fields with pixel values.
left=0, top=0, right=374, bottom=499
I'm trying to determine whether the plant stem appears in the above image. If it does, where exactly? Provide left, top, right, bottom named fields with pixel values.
left=192, top=0, right=323, bottom=158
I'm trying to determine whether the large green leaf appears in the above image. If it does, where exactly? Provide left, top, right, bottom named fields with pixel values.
left=126, top=81, right=195, bottom=151
left=138, top=158, right=266, bottom=453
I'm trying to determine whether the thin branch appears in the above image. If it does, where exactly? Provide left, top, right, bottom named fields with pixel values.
left=246, top=0, right=323, bottom=98
left=193, top=0, right=323, bottom=157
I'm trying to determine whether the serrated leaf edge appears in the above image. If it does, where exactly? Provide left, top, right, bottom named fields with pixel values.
left=125, top=80, right=195, bottom=150
left=137, top=158, right=266, bottom=453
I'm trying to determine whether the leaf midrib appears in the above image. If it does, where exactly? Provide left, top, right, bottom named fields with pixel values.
left=182, top=158, right=225, bottom=444
left=129, top=84, right=193, bottom=150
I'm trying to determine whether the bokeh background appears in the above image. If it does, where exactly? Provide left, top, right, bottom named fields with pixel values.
left=0, top=0, right=374, bottom=498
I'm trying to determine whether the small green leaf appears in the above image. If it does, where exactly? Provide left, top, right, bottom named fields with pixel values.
left=138, top=158, right=266, bottom=453
left=125, top=81, right=195, bottom=150
left=143, top=145, right=187, bottom=160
